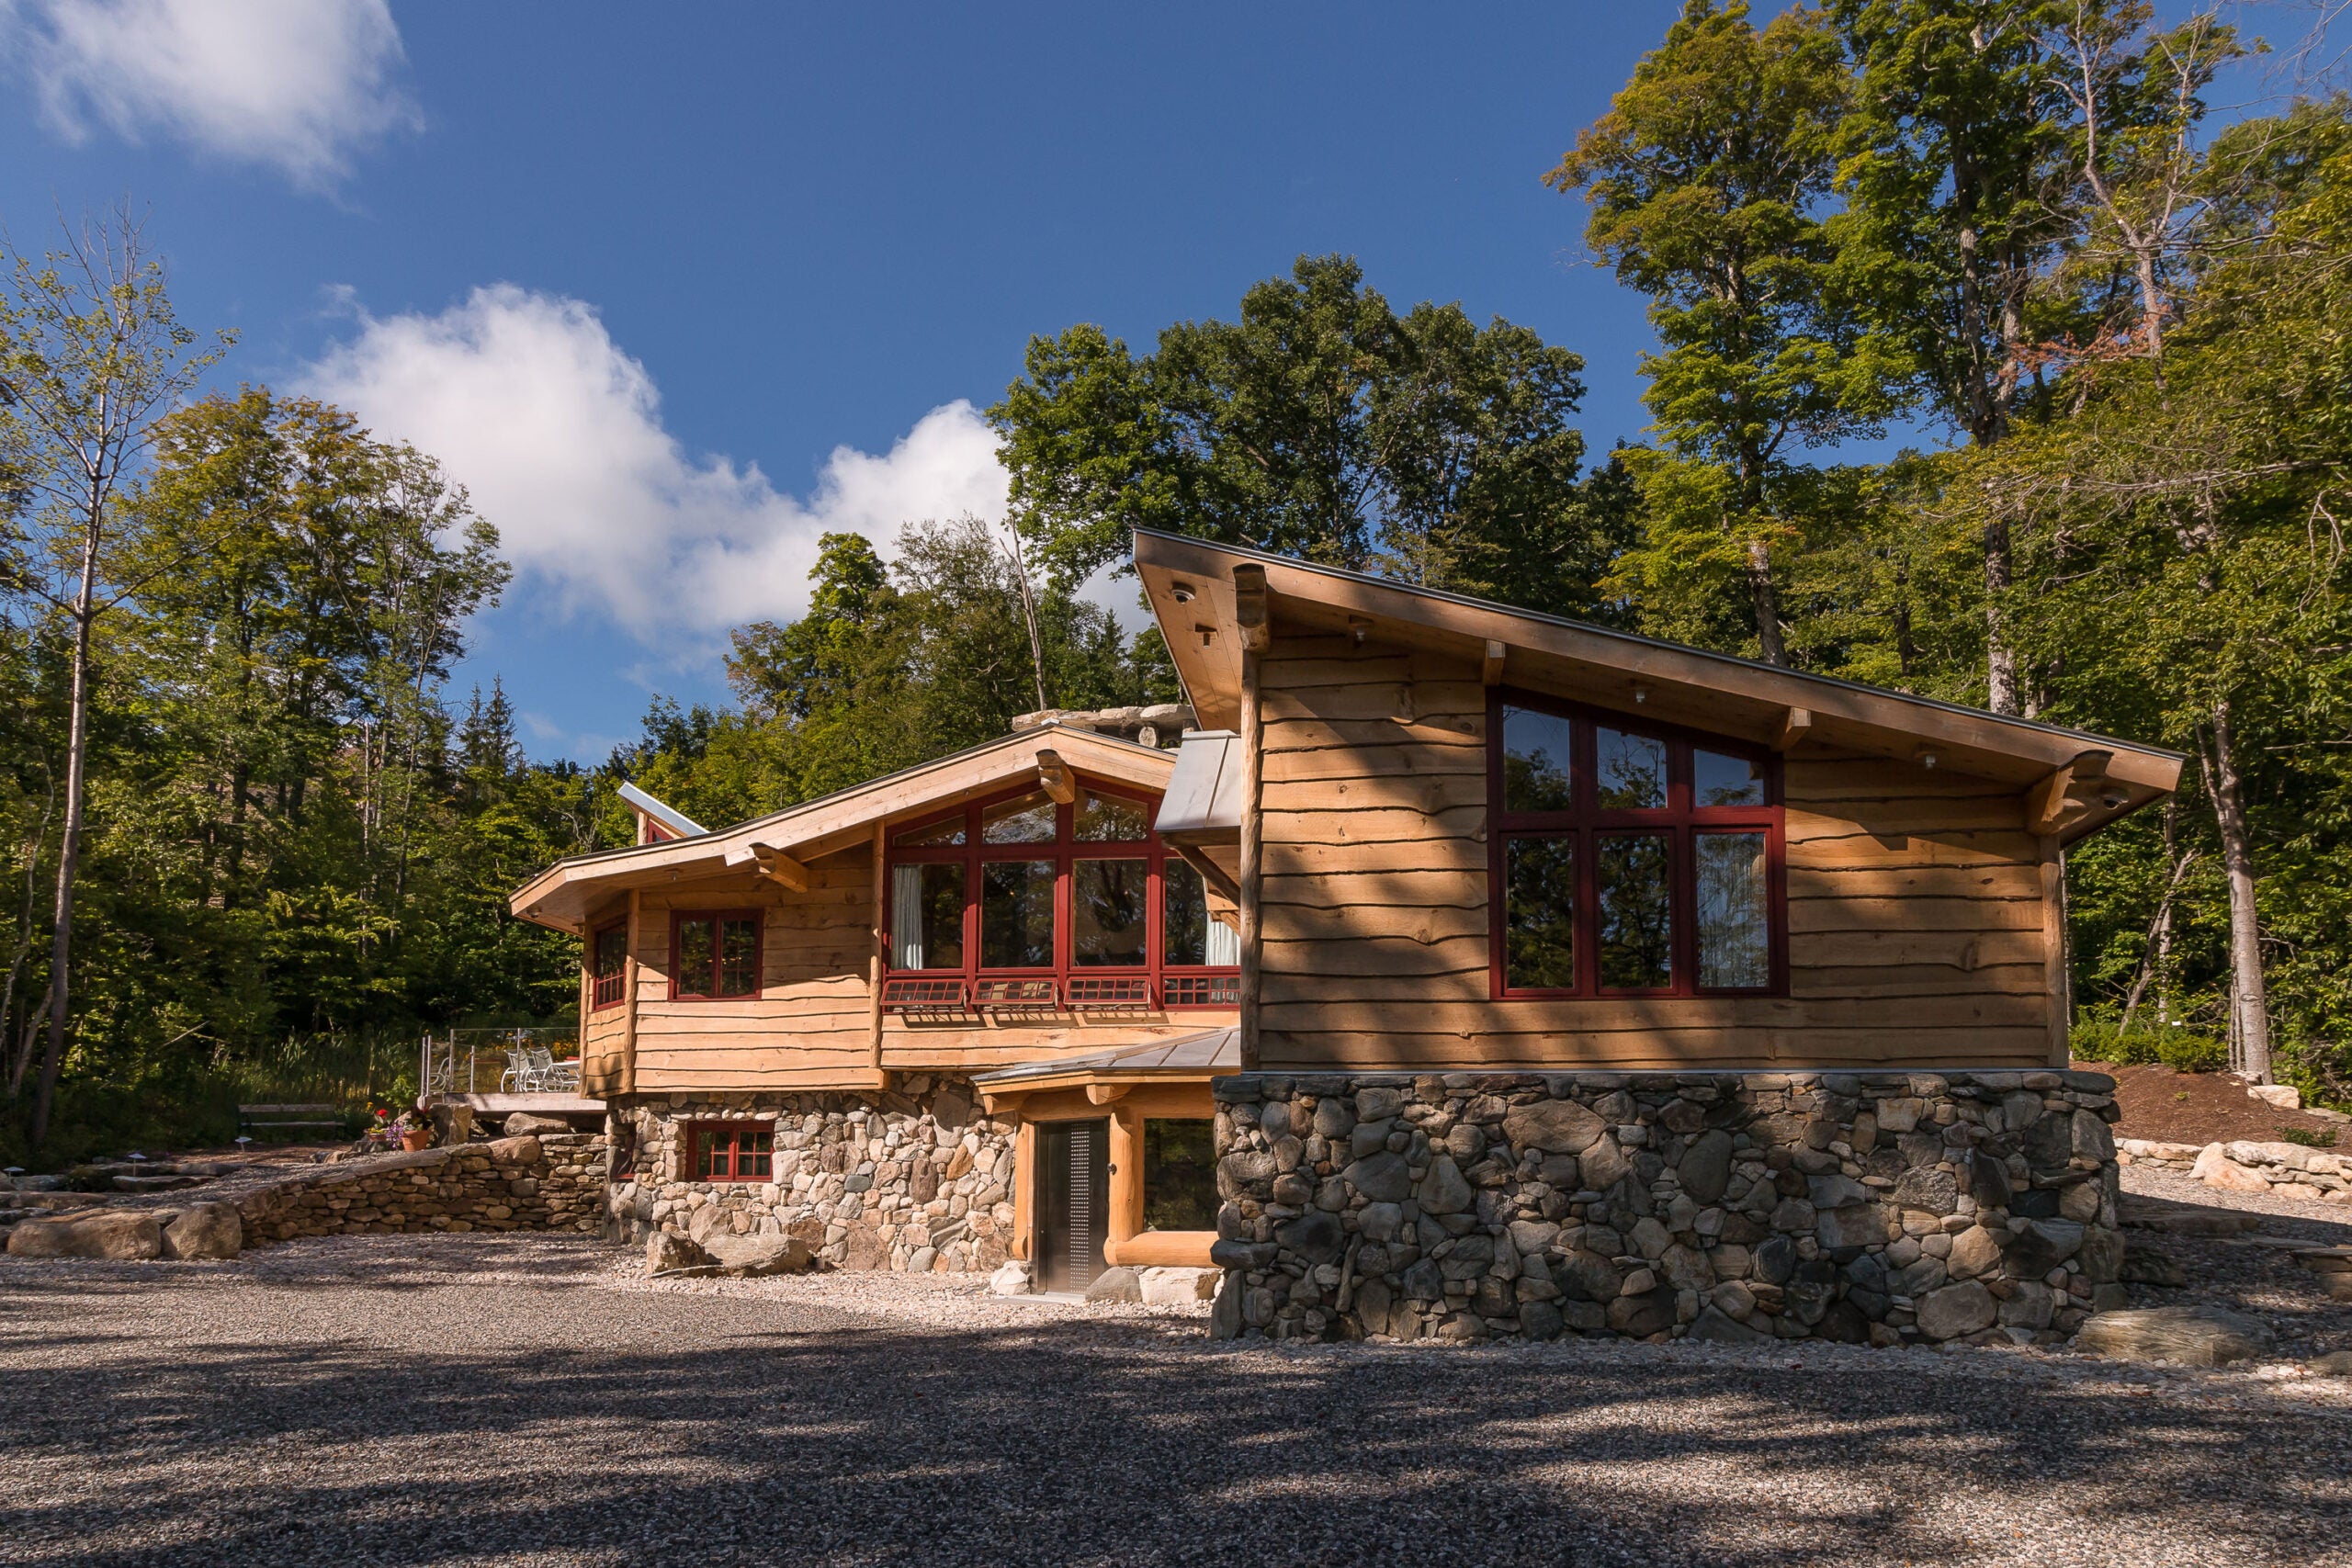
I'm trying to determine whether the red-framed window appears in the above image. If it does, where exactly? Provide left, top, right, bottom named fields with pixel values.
left=883, top=778, right=1238, bottom=1009
left=1487, top=690, right=1785, bottom=999
left=670, top=909, right=763, bottom=1000
left=589, top=921, right=628, bottom=1010
left=690, top=1121, right=774, bottom=1182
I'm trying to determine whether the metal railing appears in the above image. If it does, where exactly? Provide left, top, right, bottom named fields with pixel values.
left=418, top=1026, right=581, bottom=1100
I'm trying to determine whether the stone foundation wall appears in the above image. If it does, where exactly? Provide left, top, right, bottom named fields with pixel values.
left=1210, top=1069, right=2125, bottom=1347
left=238, top=1134, right=606, bottom=1244
left=2121, top=1136, right=2352, bottom=1202
left=606, top=1075, right=1018, bottom=1273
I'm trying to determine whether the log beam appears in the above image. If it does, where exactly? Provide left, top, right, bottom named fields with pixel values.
left=1085, top=1082, right=1130, bottom=1105
left=1172, top=841, right=1239, bottom=904
left=1481, top=638, right=1507, bottom=687
left=1234, top=563, right=1272, bottom=654
left=1776, top=707, right=1813, bottom=752
left=1035, top=749, right=1078, bottom=805
left=2028, top=750, right=2113, bottom=835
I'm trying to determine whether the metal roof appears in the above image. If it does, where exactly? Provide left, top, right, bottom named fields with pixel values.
left=1152, top=729, right=1244, bottom=842
left=616, top=781, right=707, bottom=839
left=970, top=1027, right=1240, bottom=1085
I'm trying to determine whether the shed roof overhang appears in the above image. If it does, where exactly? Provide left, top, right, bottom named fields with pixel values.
left=1134, top=528, right=2185, bottom=844
left=509, top=726, right=1179, bottom=934
left=969, top=1027, right=1238, bottom=1107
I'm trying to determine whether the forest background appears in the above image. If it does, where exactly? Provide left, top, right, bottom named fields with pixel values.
left=5, top=0, right=2350, bottom=1162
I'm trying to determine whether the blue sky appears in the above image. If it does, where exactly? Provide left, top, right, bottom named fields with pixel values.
left=0, top=1, right=2289, bottom=761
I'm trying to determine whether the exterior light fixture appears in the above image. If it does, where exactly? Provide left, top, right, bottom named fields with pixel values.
left=1170, top=582, right=1195, bottom=604
left=1917, top=749, right=1939, bottom=770
left=2100, top=787, right=2129, bottom=809
left=1632, top=683, right=1650, bottom=705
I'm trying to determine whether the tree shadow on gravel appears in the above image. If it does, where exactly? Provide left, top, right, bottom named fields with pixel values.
left=1, top=1264, right=2346, bottom=1568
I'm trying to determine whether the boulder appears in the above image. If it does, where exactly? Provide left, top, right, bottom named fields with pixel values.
left=2246, top=1082, right=2301, bottom=1111
left=1138, top=1266, right=1219, bottom=1305
left=6, top=1210, right=163, bottom=1260
left=1208, top=1272, right=1244, bottom=1338
left=1501, top=1098, right=1606, bottom=1156
left=2190, top=1143, right=2273, bottom=1194
left=430, top=1103, right=476, bottom=1145
left=1083, top=1266, right=1143, bottom=1303
left=989, top=1260, right=1034, bottom=1297
left=702, top=1234, right=813, bottom=1277
left=1946, top=1224, right=2003, bottom=1280
left=2310, top=1349, right=2352, bottom=1377
left=162, top=1202, right=243, bottom=1260
left=1687, top=1305, right=1771, bottom=1344
left=1679, top=1130, right=1735, bottom=1205
left=503, top=1111, right=570, bottom=1136
left=1415, top=1156, right=1473, bottom=1215
left=486, top=1134, right=542, bottom=1166
left=645, top=1230, right=709, bottom=1275
left=2074, top=1304, right=2278, bottom=1366
left=1579, top=1135, right=1631, bottom=1193
left=1915, top=1280, right=1998, bottom=1341
left=1275, top=1210, right=1345, bottom=1264
left=1341, top=1152, right=1412, bottom=1203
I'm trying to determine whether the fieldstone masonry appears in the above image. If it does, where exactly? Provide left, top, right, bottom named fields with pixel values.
left=1210, top=1068, right=2126, bottom=1346
left=238, top=1134, right=607, bottom=1244
left=605, top=1076, right=1019, bottom=1274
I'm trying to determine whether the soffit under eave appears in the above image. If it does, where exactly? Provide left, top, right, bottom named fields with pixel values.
left=509, top=729, right=1178, bottom=930
left=1136, top=536, right=2182, bottom=795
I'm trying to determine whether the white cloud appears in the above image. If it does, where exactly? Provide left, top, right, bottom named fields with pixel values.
left=1, top=0, right=419, bottom=186
left=300, top=283, right=1013, bottom=641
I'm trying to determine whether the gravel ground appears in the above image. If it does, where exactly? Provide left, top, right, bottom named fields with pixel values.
left=4, top=1232, right=2350, bottom=1568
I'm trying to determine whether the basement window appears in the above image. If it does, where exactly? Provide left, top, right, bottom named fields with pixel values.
left=693, top=1122, right=774, bottom=1182
left=1142, top=1119, right=1217, bottom=1232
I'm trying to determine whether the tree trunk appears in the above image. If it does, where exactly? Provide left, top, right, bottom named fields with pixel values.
left=1747, top=537, right=1787, bottom=667
left=1983, top=515, right=2019, bottom=715
left=30, top=595, right=96, bottom=1148
left=2205, top=703, right=2271, bottom=1082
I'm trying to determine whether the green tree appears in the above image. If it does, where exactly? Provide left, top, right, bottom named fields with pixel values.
left=989, top=254, right=1626, bottom=616
left=0, top=210, right=230, bottom=1145
left=1550, top=0, right=1895, bottom=665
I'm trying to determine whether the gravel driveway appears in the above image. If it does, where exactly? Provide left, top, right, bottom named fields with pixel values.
left=3, top=1235, right=2347, bottom=1568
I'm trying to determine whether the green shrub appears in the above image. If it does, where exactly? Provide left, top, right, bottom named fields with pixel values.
left=2068, top=1018, right=2227, bottom=1073
left=2278, top=1126, right=2338, bottom=1149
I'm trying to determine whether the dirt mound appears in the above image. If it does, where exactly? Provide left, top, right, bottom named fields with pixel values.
left=2089, top=1061, right=2344, bottom=1146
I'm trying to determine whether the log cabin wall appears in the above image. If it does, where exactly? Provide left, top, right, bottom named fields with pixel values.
left=1255, top=626, right=2054, bottom=1072
left=628, top=851, right=878, bottom=1092
left=586, top=849, right=1239, bottom=1093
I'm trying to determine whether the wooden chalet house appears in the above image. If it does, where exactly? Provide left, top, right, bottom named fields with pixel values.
left=512, top=531, right=2181, bottom=1309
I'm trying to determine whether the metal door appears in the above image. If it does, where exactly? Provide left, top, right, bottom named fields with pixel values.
left=1035, top=1118, right=1110, bottom=1292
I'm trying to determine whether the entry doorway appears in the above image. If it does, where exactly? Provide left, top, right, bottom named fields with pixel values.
left=1034, top=1118, right=1110, bottom=1292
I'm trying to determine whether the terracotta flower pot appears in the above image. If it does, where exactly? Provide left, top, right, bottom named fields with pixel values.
left=399, top=1127, right=432, bottom=1152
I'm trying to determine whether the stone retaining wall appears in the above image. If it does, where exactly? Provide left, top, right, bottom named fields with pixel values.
left=606, top=1076, right=1018, bottom=1274
left=1210, top=1069, right=2125, bottom=1346
left=238, top=1134, right=606, bottom=1244
left=2120, top=1136, right=2352, bottom=1202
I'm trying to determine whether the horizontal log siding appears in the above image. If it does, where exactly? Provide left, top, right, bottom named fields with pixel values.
left=609, top=854, right=1239, bottom=1088
left=628, top=860, right=878, bottom=1089
left=1255, top=632, right=2053, bottom=1072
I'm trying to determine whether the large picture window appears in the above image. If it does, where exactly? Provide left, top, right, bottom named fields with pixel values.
left=671, top=910, right=762, bottom=1000
left=1489, top=692, right=1783, bottom=998
left=885, top=779, right=1238, bottom=1009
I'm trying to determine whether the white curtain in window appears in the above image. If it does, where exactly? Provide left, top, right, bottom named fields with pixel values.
left=1205, top=911, right=1239, bottom=967
left=891, top=864, right=924, bottom=969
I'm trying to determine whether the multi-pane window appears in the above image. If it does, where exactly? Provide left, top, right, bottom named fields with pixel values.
left=1490, top=693, right=1781, bottom=998
left=693, top=1122, right=773, bottom=1182
left=590, top=921, right=628, bottom=1010
left=885, top=780, right=1238, bottom=1008
left=672, top=911, right=761, bottom=1000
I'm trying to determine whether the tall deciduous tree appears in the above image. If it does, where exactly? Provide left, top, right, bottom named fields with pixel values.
left=1828, top=0, right=2084, bottom=712
left=0, top=211, right=229, bottom=1145
left=1550, top=0, right=1895, bottom=665
left=989, top=254, right=1628, bottom=617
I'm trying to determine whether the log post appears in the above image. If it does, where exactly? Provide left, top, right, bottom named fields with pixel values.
left=1235, top=565, right=1271, bottom=1073
left=869, top=821, right=888, bottom=1075
left=619, top=889, right=642, bottom=1097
